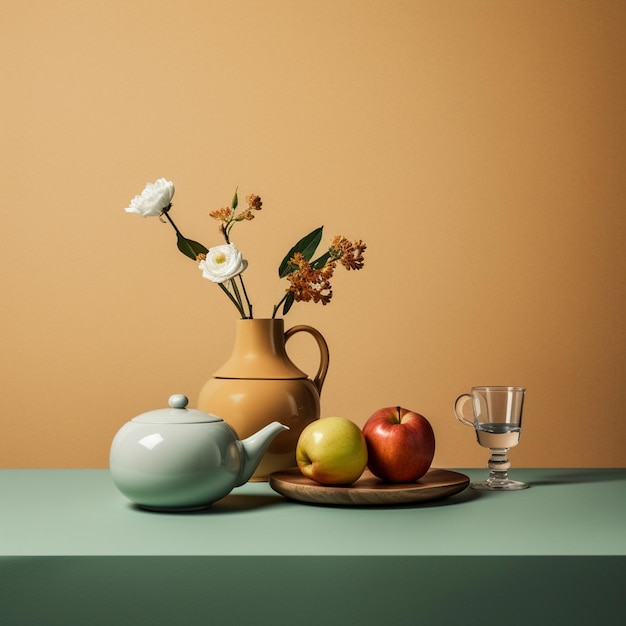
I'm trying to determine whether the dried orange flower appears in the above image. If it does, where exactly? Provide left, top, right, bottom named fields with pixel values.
left=209, top=207, right=232, bottom=222
left=330, top=236, right=367, bottom=271
left=246, top=194, right=262, bottom=211
left=286, top=252, right=336, bottom=305
left=235, top=209, right=255, bottom=221
left=211, top=193, right=263, bottom=243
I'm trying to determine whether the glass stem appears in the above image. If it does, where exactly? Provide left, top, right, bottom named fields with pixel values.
left=487, top=449, right=511, bottom=480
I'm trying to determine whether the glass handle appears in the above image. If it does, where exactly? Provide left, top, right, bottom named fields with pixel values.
left=454, top=394, right=475, bottom=427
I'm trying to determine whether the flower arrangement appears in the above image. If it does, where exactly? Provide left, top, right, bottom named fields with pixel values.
left=125, top=178, right=366, bottom=319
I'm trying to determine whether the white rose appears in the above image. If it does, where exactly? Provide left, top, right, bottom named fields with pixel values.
left=199, top=243, right=248, bottom=283
left=125, top=178, right=175, bottom=217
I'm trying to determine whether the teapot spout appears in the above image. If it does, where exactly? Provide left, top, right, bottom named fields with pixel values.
left=237, top=422, right=289, bottom=486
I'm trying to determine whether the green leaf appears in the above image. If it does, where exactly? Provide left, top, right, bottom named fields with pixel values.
left=282, top=291, right=295, bottom=316
left=278, top=226, right=324, bottom=278
left=176, top=232, right=209, bottom=261
left=231, top=188, right=238, bottom=210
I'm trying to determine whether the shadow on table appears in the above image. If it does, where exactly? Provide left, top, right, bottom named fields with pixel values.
left=379, top=485, right=483, bottom=510
left=130, top=493, right=286, bottom=515
left=528, top=468, right=626, bottom=486
left=129, top=488, right=481, bottom=513
left=211, top=493, right=287, bottom=513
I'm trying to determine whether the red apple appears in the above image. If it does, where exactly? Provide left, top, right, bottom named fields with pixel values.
left=362, top=406, right=435, bottom=483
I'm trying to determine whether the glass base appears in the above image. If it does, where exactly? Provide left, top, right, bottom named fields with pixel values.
left=471, top=477, right=528, bottom=491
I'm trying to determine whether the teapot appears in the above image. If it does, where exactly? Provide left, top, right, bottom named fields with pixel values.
left=109, top=394, right=289, bottom=511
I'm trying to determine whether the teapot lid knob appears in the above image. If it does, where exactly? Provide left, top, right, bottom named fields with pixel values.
left=130, top=394, right=222, bottom=424
left=168, top=394, right=189, bottom=409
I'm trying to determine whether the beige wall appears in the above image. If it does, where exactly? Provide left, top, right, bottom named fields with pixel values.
left=1, top=0, right=625, bottom=469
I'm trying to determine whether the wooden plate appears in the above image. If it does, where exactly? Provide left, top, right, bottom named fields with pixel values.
left=268, top=467, right=469, bottom=506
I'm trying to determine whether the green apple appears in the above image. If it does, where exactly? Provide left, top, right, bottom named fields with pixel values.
left=296, top=417, right=368, bottom=485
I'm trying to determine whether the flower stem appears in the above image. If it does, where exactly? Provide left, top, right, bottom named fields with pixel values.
left=162, top=206, right=181, bottom=234
left=218, top=283, right=246, bottom=318
left=223, top=218, right=238, bottom=245
left=162, top=207, right=198, bottom=259
left=272, top=293, right=289, bottom=319
left=229, top=278, right=248, bottom=318
left=237, top=275, right=253, bottom=318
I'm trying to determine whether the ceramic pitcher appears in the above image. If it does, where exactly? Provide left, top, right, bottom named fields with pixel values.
left=197, top=318, right=329, bottom=481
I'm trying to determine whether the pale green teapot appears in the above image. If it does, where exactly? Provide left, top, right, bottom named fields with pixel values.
left=110, top=394, right=288, bottom=511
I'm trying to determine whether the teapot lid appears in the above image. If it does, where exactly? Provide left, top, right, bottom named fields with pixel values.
left=131, top=395, right=223, bottom=424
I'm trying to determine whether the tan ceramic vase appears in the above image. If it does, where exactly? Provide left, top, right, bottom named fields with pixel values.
left=197, top=319, right=329, bottom=481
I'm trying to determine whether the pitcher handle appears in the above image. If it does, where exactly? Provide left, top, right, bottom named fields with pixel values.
left=454, top=393, right=475, bottom=427
left=285, top=325, right=330, bottom=394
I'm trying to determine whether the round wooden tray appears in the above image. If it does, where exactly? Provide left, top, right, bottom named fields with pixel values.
left=268, top=467, right=469, bottom=506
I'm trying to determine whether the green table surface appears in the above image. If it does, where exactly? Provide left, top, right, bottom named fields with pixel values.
left=1, top=469, right=625, bottom=626
left=1, top=468, right=624, bottom=556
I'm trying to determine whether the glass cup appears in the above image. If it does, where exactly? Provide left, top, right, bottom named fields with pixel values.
left=454, top=386, right=527, bottom=490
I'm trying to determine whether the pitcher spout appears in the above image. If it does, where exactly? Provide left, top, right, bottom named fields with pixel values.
left=237, top=422, right=289, bottom=486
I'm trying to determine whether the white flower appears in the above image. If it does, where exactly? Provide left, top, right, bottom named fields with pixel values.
left=125, top=178, right=175, bottom=217
left=199, top=243, right=248, bottom=283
